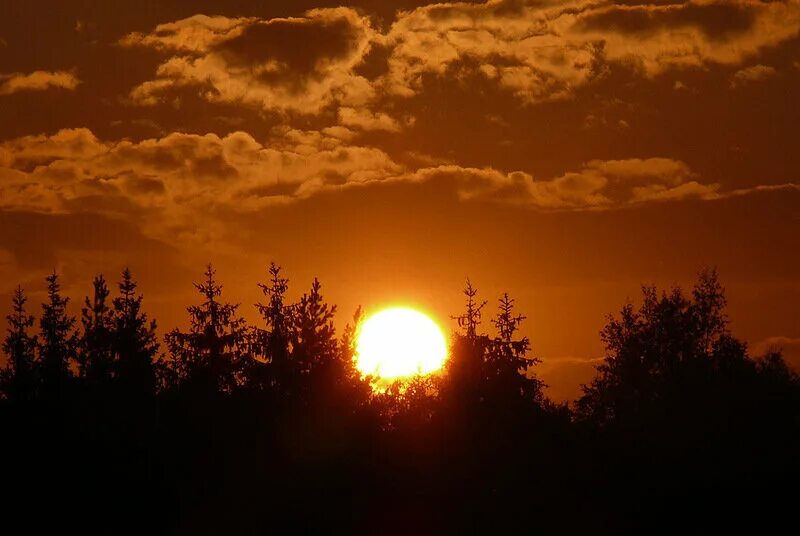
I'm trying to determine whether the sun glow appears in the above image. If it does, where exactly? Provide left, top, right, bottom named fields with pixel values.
left=355, top=307, right=448, bottom=381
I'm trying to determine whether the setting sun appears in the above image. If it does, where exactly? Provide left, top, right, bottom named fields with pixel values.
left=355, top=307, right=448, bottom=381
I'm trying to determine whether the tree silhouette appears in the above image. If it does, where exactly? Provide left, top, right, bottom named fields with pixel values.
left=338, top=305, right=371, bottom=394
left=290, top=278, right=338, bottom=379
left=574, top=267, right=800, bottom=466
left=0, top=264, right=797, bottom=533
left=78, top=275, right=114, bottom=387
left=445, top=281, right=490, bottom=400
left=487, top=293, right=544, bottom=405
left=339, top=305, right=363, bottom=369
left=577, top=269, right=738, bottom=424
left=1, top=286, right=38, bottom=403
left=112, top=268, right=159, bottom=398
left=37, top=272, right=76, bottom=399
left=444, top=284, right=544, bottom=409
left=450, top=278, right=487, bottom=338
left=251, top=262, right=293, bottom=392
left=165, top=265, right=247, bottom=395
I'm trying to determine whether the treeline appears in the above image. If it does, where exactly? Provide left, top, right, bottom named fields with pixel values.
left=0, top=266, right=798, bottom=534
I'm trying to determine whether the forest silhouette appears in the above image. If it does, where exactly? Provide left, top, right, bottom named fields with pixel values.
left=1, top=265, right=798, bottom=534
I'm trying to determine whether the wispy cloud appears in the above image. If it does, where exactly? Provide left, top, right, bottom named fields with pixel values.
left=730, top=64, right=777, bottom=88
left=0, top=70, right=80, bottom=96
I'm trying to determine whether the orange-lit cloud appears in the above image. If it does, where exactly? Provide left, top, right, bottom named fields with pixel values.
left=121, top=1, right=800, bottom=129
left=3, top=128, right=795, bottom=253
left=382, top=0, right=800, bottom=102
left=0, top=70, right=80, bottom=96
left=730, top=63, right=777, bottom=87
left=404, top=158, right=724, bottom=209
left=0, top=128, right=400, bottom=244
left=121, top=8, right=381, bottom=118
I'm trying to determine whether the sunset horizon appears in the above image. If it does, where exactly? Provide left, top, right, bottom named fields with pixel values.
left=1, top=1, right=799, bottom=533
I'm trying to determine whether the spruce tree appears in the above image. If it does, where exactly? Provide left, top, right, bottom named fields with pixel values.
left=445, top=284, right=544, bottom=415
left=112, top=268, right=159, bottom=397
left=337, top=306, right=372, bottom=400
left=338, top=306, right=363, bottom=371
left=451, top=279, right=487, bottom=339
left=1, top=286, right=38, bottom=402
left=290, top=278, right=338, bottom=377
left=488, top=293, right=544, bottom=403
left=38, top=272, right=76, bottom=398
left=79, top=275, right=115, bottom=386
left=252, top=262, right=292, bottom=390
left=165, top=265, right=248, bottom=394
left=444, top=281, right=491, bottom=410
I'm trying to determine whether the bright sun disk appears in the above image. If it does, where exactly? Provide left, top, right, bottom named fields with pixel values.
left=355, top=307, right=448, bottom=381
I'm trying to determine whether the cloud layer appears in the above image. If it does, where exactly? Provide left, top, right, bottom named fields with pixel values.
left=122, top=1, right=800, bottom=118
left=0, top=70, right=80, bottom=96
left=2, top=127, right=796, bottom=250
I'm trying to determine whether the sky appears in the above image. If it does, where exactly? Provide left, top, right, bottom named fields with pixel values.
left=1, top=0, right=799, bottom=401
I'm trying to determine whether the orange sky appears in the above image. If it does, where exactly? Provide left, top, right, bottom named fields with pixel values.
left=1, top=0, right=799, bottom=401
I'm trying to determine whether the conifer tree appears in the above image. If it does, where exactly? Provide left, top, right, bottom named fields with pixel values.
left=451, top=279, right=487, bottom=338
left=165, top=265, right=248, bottom=394
left=112, top=268, right=159, bottom=396
left=1, top=286, right=38, bottom=402
left=339, top=306, right=363, bottom=370
left=446, top=284, right=544, bottom=413
left=38, top=272, right=76, bottom=398
left=488, top=293, right=544, bottom=403
left=337, top=306, right=372, bottom=397
left=445, top=280, right=491, bottom=404
left=252, top=262, right=292, bottom=390
left=290, top=278, right=338, bottom=377
left=79, top=275, right=115, bottom=386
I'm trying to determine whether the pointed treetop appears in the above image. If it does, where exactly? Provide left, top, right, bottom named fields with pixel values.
left=451, top=278, right=487, bottom=338
left=493, top=292, right=526, bottom=342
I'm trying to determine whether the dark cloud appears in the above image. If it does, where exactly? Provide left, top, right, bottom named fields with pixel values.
left=577, top=1, right=757, bottom=41
left=218, top=15, right=363, bottom=77
left=122, top=8, right=378, bottom=115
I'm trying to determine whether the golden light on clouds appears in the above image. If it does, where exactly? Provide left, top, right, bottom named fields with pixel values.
left=355, top=307, right=448, bottom=383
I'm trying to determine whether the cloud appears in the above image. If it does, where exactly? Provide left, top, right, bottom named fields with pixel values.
left=121, top=8, right=378, bottom=116
left=573, top=0, right=800, bottom=74
left=338, top=107, right=402, bottom=132
left=380, top=0, right=800, bottom=102
left=119, top=14, right=255, bottom=53
left=120, top=2, right=800, bottom=122
left=730, top=63, right=777, bottom=88
left=403, top=158, right=723, bottom=209
left=0, top=70, right=80, bottom=96
left=0, top=127, right=401, bottom=244
left=1, top=129, right=796, bottom=249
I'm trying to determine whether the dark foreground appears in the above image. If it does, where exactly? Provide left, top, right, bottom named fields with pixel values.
left=2, top=268, right=798, bottom=533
